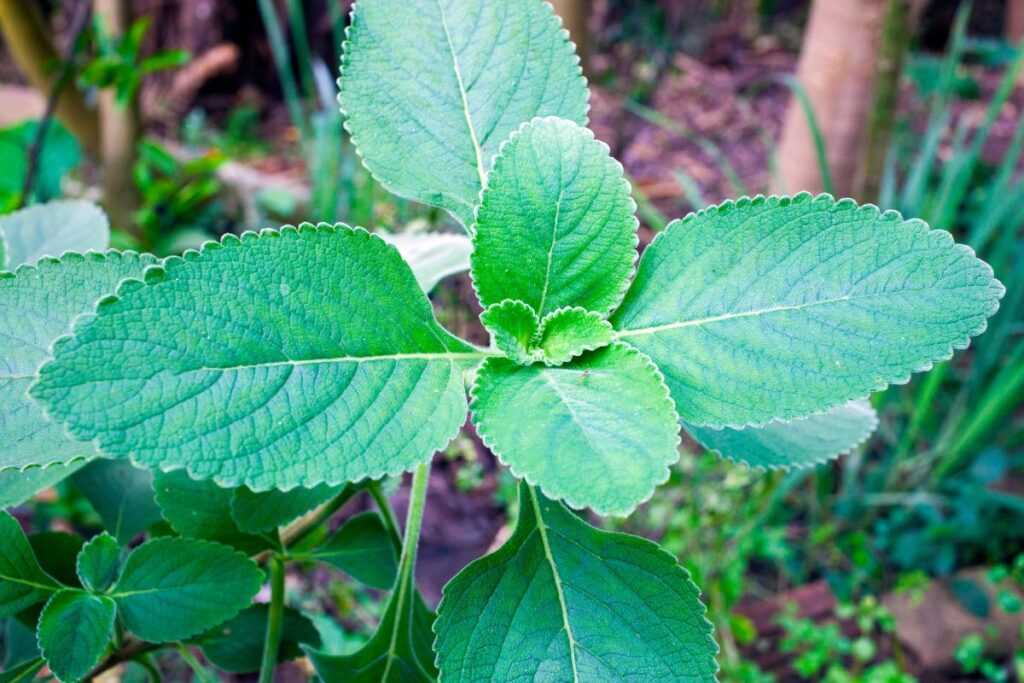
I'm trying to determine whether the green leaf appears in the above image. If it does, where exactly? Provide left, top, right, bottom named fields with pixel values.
left=340, top=0, right=589, bottom=228
left=192, top=604, right=322, bottom=674
left=111, top=537, right=263, bottom=643
left=612, top=194, right=1005, bottom=427
left=307, top=512, right=398, bottom=590
left=0, top=461, right=86, bottom=509
left=381, top=233, right=472, bottom=293
left=0, top=201, right=108, bottom=269
left=434, top=484, right=718, bottom=681
left=0, top=658, right=44, bottom=683
left=37, top=589, right=116, bottom=682
left=480, top=299, right=540, bottom=364
left=0, top=511, right=57, bottom=618
left=536, top=307, right=614, bottom=366
left=0, top=252, right=155, bottom=472
left=153, top=470, right=268, bottom=554
left=230, top=483, right=343, bottom=535
left=32, top=226, right=482, bottom=491
left=70, top=459, right=163, bottom=543
left=471, top=342, right=680, bottom=516
left=472, top=118, right=636, bottom=316
left=29, top=532, right=83, bottom=588
left=3, top=618, right=40, bottom=669
left=76, top=533, right=121, bottom=593
left=687, top=400, right=879, bottom=469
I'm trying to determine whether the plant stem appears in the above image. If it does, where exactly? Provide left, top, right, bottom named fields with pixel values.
left=369, top=479, right=404, bottom=554
left=397, top=462, right=431, bottom=586
left=258, top=554, right=287, bottom=683
left=281, top=483, right=358, bottom=550
left=175, top=643, right=214, bottom=683
left=83, top=639, right=161, bottom=680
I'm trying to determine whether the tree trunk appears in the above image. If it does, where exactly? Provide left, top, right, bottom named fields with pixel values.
left=775, top=0, right=888, bottom=197
left=94, top=0, right=141, bottom=234
left=1008, top=0, right=1024, bottom=44
left=550, top=0, right=591, bottom=77
left=0, top=0, right=100, bottom=156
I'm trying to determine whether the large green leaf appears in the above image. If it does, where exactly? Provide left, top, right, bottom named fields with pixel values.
left=70, top=459, right=163, bottom=543
left=0, top=511, right=57, bottom=618
left=687, top=400, right=879, bottom=469
left=0, top=461, right=86, bottom=509
left=306, top=512, right=398, bottom=590
left=0, top=201, right=108, bottom=269
left=230, top=483, right=344, bottom=534
left=37, top=590, right=116, bottom=683
left=33, top=226, right=482, bottom=491
left=472, top=118, right=636, bottom=316
left=192, top=604, right=322, bottom=674
left=612, top=194, right=1004, bottom=427
left=434, top=484, right=718, bottom=682
left=111, top=537, right=263, bottom=643
left=153, top=470, right=268, bottom=554
left=0, top=252, right=155, bottom=472
left=471, top=343, right=679, bottom=516
left=340, top=0, right=589, bottom=228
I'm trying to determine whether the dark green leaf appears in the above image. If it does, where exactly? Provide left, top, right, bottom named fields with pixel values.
left=154, top=470, right=268, bottom=554
left=76, top=533, right=120, bottom=593
left=71, top=459, right=162, bottom=543
left=192, top=604, right=321, bottom=674
left=37, top=589, right=116, bottom=682
left=28, top=532, right=83, bottom=588
left=308, top=512, right=398, bottom=590
left=0, top=512, right=57, bottom=618
left=230, top=483, right=343, bottom=535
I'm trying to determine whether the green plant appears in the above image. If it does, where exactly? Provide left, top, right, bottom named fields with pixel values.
left=0, top=0, right=1007, bottom=680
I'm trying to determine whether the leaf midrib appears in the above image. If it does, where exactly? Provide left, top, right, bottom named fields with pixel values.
left=181, top=351, right=493, bottom=375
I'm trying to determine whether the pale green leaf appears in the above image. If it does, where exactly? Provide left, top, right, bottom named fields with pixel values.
left=37, top=589, right=115, bottom=682
left=70, top=459, right=163, bottom=543
left=307, top=512, right=398, bottom=590
left=192, top=604, right=322, bottom=674
left=687, top=400, right=879, bottom=469
left=612, top=194, right=1004, bottom=427
left=0, top=252, right=155, bottom=472
left=0, top=461, right=86, bottom=509
left=480, top=299, right=540, bottom=364
left=230, top=483, right=344, bottom=535
left=381, top=233, right=472, bottom=293
left=0, top=201, right=108, bottom=269
left=0, top=511, right=57, bottom=618
left=111, top=537, right=263, bottom=643
left=76, top=533, right=121, bottom=593
left=472, top=118, right=637, bottom=316
left=340, top=0, right=589, bottom=227
left=32, top=226, right=482, bottom=491
left=536, top=307, right=614, bottom=366
left=434, top=483, right=718, bottom=682
left=153, top=470, right=268, bottom=554
left=471, top=342, right=680, bottom=516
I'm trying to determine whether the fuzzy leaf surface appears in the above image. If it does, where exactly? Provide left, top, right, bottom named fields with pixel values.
left=536, top=307, right=614, bottom=366
left=111, top=537, right=263, bottom=642
left=0, top=201, right=109, bottom=269
left=37, top=590, right=115, bottom=682
left=230, top=483, right=344, bottom=534
left=308, top=511, right=398, bottom=590
left=687, top=400, right=878, bottom=469
left=76, top=533, right=121, bottom=593
left=33, top=226, right=480, bottom=491
left=0, top=252, right=155, bottom=472
left=0, top=511, right=57, bottom=618
left=153, top=470, right=268, bottom=554
left=434, top=484, right=718, bottom=682
left=340, top=0, right=588, bottom=227
left=381, top=233, right=472, bottom=293
left=471, top=342, right=679, bottom=516
left=472, top=118, right=636, bottom=316
left=612, top=194, right=1004, bottom=427
left=480, top=299, right=540, bottom=364
left=70, top=459, right=162, bottom=543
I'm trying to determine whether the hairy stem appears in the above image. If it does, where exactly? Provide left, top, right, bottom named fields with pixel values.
left=258, top=554, right=287, bottom=683
left=369, top=479, right=404, bottom=554
left=396, top=462, right=431, bottom=588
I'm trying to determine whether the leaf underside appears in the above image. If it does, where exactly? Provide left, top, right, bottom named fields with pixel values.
left=340, top=0, right=589, bottom=227
left=380, top=232, right=473, bottom=293
left=0, top=200, right=109, bottom=269
left=612, top=194, right=1004, bottom=428
left=434, top=483, right=718, bottom=682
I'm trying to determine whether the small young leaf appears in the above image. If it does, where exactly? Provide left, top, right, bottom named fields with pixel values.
left=307, top=512, right=398, bottom=590
left=434, top=484, right=719, bottom=681
left=76, top=533, right=121, bottom=593
left=36, top=589, right=115, bottom=683
left=480, top=299, right=540, bottom=364
left=381, top=233, right=473, bottom=293
left=472, top=118, right=637, bottom=317
left=230, top=483, right=344, bottom=535
left=471, top=342, right=680, bottom=516
left=535, top=307, right=614, bottom=366
left=70, top=459, right=162, bottom=543
left=612, top=194, right=1004, bottom=427
left=0, top=462, right=87, bottom=510
left=340, top=0, right=589, bottom=227
left=111, top=537, right=263, bottom=643
left=0, top=511, right=57, bottom=618
left=687, top=400, right=879, bottom=469
left=153, top=470, right=268, bottom=554
left=32, top=226, right=481, bottom=492
left=0, top=252, right=156, bottom=472
left=0, top=200, right=109, bottom=269
left=192, top=604, right=322, bottom=674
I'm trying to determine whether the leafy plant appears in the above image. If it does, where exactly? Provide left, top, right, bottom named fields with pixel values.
left=0, top=0, right=1007, bottom=680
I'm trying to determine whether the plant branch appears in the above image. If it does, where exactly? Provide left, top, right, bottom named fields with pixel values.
left=83, top=637, right=161, bottom=680
left=258, top=554, right=287, bottom=683
left=280, top=483, right=358, bottom=550
left=369, top=479, right=404, bottom=554
left=395, top=461, right=431, bottom=594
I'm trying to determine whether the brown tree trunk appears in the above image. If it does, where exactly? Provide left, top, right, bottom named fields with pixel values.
left=0, top=0, right=100, bottom=156
left=1008, top=0, right=1024, bottom=44
left=550, top=0, right=591, bottom=76
left=775, top=0, right=888, bottom=197
left=94, top=0, right=141, bottom=234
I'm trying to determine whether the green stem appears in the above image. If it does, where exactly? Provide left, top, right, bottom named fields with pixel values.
left=397, top=462, right=431, bottom=580
left=282, top=483, right=359, bottom=550
left=175, top=644, right=213, bottom=683
left=258, top=555, right=287, bottom=683
left=369, top=480, right=404, bottom=554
